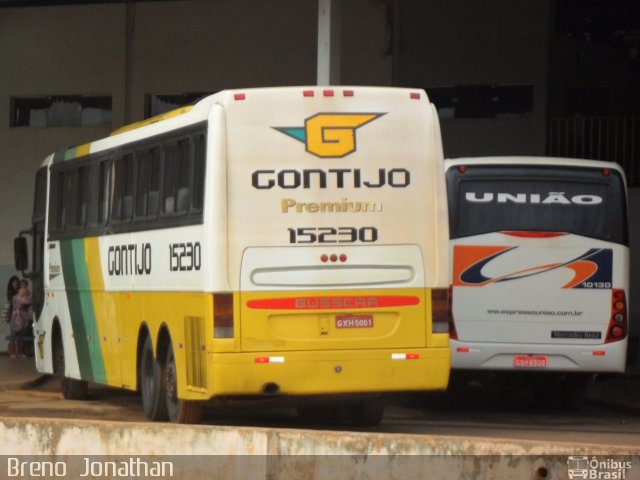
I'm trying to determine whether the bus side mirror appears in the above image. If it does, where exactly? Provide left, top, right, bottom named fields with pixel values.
left=14, top=236, right=29, bottom=273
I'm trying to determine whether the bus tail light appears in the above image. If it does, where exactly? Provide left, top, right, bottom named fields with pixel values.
left=605, top=289, right=627, bottom=343
left=214, top=293, right=234, bottom=338
left=446, top=286, right=459, bottom=340
left=431, top=287, right=450, bottom=334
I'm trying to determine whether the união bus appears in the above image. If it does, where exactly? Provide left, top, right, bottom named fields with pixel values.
left=445, top=156, right=629, bottom=406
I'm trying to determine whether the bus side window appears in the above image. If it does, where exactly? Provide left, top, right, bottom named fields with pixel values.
left=162, top=144, right=177, bottom=214
left=97, top=160, right=111, bottom=225
left=135, top=146, right=161, bottom=219
left=176, top=138, right=191, bottom=213
left=113, top=153, right=135, bottom=222
left=135, top=149, right=150, bottom=218
left=56, top=171, right=68, bottom=231
left=192, top=133, right=205, bottom=212
left=68, top=166, right=88, bottom=229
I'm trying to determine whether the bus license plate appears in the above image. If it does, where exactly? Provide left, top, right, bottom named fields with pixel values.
left=514, top=355, right=547, bottom=368
left=335, top=315, right=373, bottom=329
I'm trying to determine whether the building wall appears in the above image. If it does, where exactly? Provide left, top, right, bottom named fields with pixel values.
left=0, top=0, right=390, bottom=271
left=397, top=0, right=550, bottom=158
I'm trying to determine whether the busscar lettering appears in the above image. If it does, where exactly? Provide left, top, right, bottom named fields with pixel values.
left=464, top=191, right=603, bottom=205
left=252, top=168, right=410, bottom=189
left=108, top=243, right=152, bottom=276
left=295, top=297, right=379, bottom=309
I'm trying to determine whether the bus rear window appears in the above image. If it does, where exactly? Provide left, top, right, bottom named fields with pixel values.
left=446, top=165, right=628, bottom=245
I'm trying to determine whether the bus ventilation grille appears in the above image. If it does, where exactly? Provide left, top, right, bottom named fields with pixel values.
left=185, top=316, right=207, bottom=390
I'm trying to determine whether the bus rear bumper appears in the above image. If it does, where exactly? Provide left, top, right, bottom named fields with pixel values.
left=450, top=339, right=627, bottom=373
left=201, top=347, right=450, bottom=398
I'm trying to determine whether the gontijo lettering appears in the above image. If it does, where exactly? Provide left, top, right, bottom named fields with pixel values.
left=108, top=243, right=151, bottom=276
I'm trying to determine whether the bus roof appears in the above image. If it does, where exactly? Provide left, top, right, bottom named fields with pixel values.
left=444, top=155, right=625, bottom=174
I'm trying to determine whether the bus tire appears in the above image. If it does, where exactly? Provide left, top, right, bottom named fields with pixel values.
left=533, top=373, right=590, bottom=410
left=349, top=397, right=385, bottom=426
left=52, top=327, right=88, bottom=401
left=296, top=405, right=335, bottom=424
left=164, top=342, right=203, bottom=424
left=140, top=335, right=168, bottom=421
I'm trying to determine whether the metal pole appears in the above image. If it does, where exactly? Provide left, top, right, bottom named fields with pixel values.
left=317, top=0, right=341, bottom=85
left=124, top=1, right=135, bottom=124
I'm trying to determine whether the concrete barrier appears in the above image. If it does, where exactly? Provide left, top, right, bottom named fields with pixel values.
left=1, top=417, right=639, bottom=479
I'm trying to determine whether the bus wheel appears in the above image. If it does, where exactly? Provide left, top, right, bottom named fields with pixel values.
left=140, top=335, right=168, bottom=421
left=296, top=406, right=335, bottom=424
left=349, top=398, right=385, bottom=427
left=52, top=329, right=88, bottom=401
left=533, top=373, right=590, bottom=410
left=164, top=343, right=203, bottom=424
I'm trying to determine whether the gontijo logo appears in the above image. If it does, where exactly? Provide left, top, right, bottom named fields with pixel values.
left=273, top=113, right=384, bottom=158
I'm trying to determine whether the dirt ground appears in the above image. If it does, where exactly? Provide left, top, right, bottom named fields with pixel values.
left=0, top=376, right=146, bottom=422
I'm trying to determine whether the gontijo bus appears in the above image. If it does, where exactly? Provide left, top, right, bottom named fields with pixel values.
left=445, top=156, right=629, bottom=405
left=16, top=86, right=451, bottom=424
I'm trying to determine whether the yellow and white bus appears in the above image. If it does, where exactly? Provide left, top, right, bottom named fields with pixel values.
left=16, top=86, right=451, bottom=424
left=445, top=156, right=629, bottom=406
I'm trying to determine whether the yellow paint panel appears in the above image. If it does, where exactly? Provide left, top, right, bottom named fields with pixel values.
left=110, top=106, right=193, bottom=136
left=76, top=143, right=91, bottom=157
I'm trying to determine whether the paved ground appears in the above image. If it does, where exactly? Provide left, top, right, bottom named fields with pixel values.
left=1, top=352, right=639, bottom=416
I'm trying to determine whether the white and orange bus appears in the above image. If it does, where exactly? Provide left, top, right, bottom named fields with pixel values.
left=445, top=156, right=629, bottom=406
left=15, top=86, right=451, bottom=424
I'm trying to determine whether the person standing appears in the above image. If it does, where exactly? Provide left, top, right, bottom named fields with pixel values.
left=3, top=276, right=20, bottom=321
left=9, top=282, right=31, bottom=358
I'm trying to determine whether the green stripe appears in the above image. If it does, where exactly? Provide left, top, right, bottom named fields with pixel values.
left=60, top=239, right=106, bottom=383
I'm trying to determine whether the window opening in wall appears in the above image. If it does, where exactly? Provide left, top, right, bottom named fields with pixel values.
left=146, top=92, right=214, bottom=118
left=10, top=96, right=112, bottom=127
left=426, top=85, right=533, bottom=119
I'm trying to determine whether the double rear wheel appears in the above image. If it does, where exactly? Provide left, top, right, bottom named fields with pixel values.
left=140, top=336, right=203, bottom=424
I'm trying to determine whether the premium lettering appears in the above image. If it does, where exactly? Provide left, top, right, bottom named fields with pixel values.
left=281, top=198, right=383, bottom=213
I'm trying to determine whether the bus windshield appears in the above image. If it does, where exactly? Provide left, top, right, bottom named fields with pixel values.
left=446, top=165, right=628, bottom=245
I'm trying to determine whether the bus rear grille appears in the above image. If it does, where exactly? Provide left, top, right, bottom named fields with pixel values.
left=184, top=316, right=207, bottom=390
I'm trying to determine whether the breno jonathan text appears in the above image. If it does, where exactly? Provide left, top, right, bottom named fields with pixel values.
left=7, top=457, right=174, bottom=477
